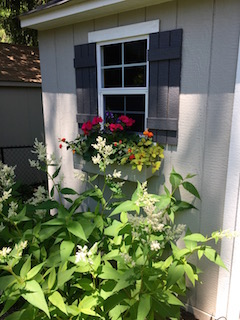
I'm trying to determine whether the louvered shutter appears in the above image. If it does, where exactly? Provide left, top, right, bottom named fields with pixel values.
left=74, top=43, right=98, bottom=131
left=147, top=29, right=183, bottom=145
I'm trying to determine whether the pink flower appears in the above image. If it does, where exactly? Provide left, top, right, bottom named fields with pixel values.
left=109, top=123, right=124, bottom=132
left=118, top=115, right=135, bottom=127
left=81, top=121, right=93, bottom=135
left=92, top=116, right=103, bottom=126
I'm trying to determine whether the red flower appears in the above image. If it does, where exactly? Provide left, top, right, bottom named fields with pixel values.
left=118, top=115, right=135, bottom=127
left=61, top=138, right=66, bottom=142
left=129, top=154, right=135, bottom=160
left=109, top=123, right=124, bottom=132
left=119, top=140, right=122, bottom=144
left=59, top=144, right=63, bottom=149
left=114, top=142, right=118, bottom=147
left=81, top=121, right=93, bottom=135
left=92, top=116, right=103, bottom=126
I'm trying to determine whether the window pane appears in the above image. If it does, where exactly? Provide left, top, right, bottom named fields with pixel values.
left=124, top=66, right=146, bottom=87
left=104, top=68, right=122, bottom=88
left=124, top=40, right=147, bottom=64
left=126, top=95, right=145, bottom=112
left=105, top=95, right=124, bottom=112
left=126, top=113, right=144, bottom=132
left=103, top=43, right=121, bottom=66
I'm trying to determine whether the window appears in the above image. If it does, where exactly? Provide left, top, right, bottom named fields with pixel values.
left=74, top=22, right=182, bottom=145
left=97, top=38, right=148, bottom=132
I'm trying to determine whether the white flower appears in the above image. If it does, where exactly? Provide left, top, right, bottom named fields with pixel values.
left=74, top=171, right=86, bottom=181
left=29, top=159, right=40, bottom=169
left=92, top=154, right=101, bottom=164
left=113, top=169, right=121, bottom=179
left=150, top=241, right=161, bottom=251
left=75, top=243, right=97, bottom=265
left=8, top=201, right=18, bottom=218
left=0, top=246, right=12, bottom=257
left=75, top=245, right=88, bottom=263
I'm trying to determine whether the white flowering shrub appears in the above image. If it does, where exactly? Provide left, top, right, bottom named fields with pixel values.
left=0, top=141, right=234, bottom=320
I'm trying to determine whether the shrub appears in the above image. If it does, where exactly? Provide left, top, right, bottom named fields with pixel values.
left=0, top=140, right=234, bottom=320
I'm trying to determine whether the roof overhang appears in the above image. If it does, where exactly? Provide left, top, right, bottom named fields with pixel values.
left=20, top=0, right=174, bottom=31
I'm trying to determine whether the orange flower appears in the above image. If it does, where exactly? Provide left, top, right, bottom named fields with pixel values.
left=128, top=148, right=132, bottom=153
left=143, top=129, right=154, bottom=138
left=72, top=149, right=76, bottom=154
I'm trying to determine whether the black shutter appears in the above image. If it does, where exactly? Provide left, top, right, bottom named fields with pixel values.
left=147, top=29, right=183, bottom=145
left=74, top=43, right=98, bottom=131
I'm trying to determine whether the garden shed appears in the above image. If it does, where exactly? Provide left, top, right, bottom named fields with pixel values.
left=20, top=0, right=240, bottom=319
left=0, top=42, right=45, bottom=184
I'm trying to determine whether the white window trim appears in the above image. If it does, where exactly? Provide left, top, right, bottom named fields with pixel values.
left=88, top=20, right=159, bottom=43
left=96, top=35, right=149, bottom=130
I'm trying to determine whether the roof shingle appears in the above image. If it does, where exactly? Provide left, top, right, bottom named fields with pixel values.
left=0, top=43, right=41, bottom=83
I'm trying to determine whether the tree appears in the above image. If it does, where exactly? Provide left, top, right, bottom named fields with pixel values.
left=0, top=0, right=49, bottom=46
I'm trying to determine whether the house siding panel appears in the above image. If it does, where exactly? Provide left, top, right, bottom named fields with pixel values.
left=37, top=0, right=240, bottom=318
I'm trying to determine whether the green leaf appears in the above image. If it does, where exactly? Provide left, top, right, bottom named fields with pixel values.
left=156, top=195, right=171, bottom=210
left=79, top=295, right=99, bottom=316
left=42, top=218, right=65, bottom=226
left=110, top=200, right=138, bottom=217
left=60, top=240, right=75, bottom=261
left=20, top=255, right=31, bottom=279
left=0, top=275, right=16, bottom=291
left=57, top=267, right=76, bottom=287
left=104, top=220, right=123, bottom=237
left=170, top=169, right=183, bottom=188
left=61, top=188, right=78, bottom=195
left=49, top=291, right=68, bottom=315
left=184, top=233, right=207, bottom=243
left=172, top=201, right=196, bottom=212
left=48, top=267, right=56, bottom=290
left=184, top=263, right=196, bottom=286
left=67, top=221, right=87, bottom=241
left=39, top=226, right=62, bottom=241
left=99, top=263, right=121, bottom=280
left=52, top=166, right=61, bottom=178
left=204, top=247, right=227, bottom=269
left=22, top=280, right=50, bottom=318
left=167, top=264, right=185, bottom=288
left=26, top=262, right=45, bottom=280
left=120, top=211, right=128, bottom=224
left=182, top=181, right=201, bottom=199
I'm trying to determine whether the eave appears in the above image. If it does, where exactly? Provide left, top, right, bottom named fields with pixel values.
left=20, top=0, right=173, bottom=31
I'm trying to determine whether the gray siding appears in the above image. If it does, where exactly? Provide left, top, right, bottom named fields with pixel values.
left=38, top=0, right=240, bottom=317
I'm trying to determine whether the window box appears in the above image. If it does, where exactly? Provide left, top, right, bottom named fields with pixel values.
left=73, top=154, right=158, bottom=183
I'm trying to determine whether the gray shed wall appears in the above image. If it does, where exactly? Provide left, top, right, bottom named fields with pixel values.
left=38, top=0, right=240, bottom=317
left=0, top=85, right=45, bottom=184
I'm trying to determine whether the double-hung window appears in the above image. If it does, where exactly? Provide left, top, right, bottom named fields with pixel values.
left=97, top=37, right=148, bottom=133
left=74, top=21, right=182, bottom=145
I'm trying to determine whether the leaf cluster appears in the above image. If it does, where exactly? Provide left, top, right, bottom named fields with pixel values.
left=0, top=157, right=227, bottom=320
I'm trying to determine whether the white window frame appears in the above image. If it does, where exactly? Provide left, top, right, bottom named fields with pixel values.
left=88, top=20, right=159, bottom=131
left=96, top=36, right=149, bottom=129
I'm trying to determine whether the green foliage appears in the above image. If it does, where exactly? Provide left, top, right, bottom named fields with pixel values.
left=0, top=145, right=230, bottom=319
left=0, top=1, right=50, bottom=45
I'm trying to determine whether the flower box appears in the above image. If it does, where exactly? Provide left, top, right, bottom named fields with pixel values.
left=73, top=154, right=158, bottom=183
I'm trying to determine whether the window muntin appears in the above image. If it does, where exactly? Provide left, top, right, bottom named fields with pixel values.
left=97, top=37, right=149, bottom=133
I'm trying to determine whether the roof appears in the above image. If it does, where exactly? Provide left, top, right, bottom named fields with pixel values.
left=0, top=43, right=41, bottom=84
left=20, top=0, right=173, bottom=31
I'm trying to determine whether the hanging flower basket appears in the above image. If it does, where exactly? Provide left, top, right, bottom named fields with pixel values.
left=73, top=154, right=159, bottom=183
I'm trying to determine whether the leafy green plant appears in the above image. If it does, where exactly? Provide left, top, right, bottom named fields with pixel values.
left=0, top=140, right=234, bottom=320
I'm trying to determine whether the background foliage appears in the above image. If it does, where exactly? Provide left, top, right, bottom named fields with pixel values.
left=0, top=0, right=50, bottom=45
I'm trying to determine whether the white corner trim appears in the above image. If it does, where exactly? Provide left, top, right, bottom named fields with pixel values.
left=215, top=33, right=240, bottom=320
left=88, top=20, right=159, bottom=43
